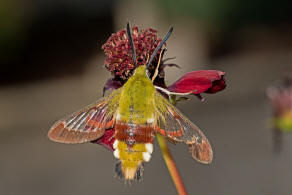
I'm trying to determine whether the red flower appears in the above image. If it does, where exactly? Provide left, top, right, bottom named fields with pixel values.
left=91, top=128, right=115, bottom=151
left=167, top=70, right=226, bottom=101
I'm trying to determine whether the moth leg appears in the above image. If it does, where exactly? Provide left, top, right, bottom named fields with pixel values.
left=151, top=49, right=163, bottom=82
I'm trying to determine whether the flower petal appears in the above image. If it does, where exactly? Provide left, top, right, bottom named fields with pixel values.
left=91, top=128, right=115, bottom=151
left=167, top=70, right=226, bottom=95
left=103, top=78, right=124, bottom=96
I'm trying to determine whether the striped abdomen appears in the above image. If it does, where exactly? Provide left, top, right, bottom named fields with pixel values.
left=113, top=121, right=155, bottom=180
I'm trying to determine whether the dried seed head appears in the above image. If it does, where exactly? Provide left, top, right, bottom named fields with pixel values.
left=102, top=26, right=163, bottom=81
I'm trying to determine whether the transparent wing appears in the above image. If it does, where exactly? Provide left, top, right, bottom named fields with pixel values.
left=48, top=89, right=121, bottom=144
left=154, top=92, right=213, bottom=164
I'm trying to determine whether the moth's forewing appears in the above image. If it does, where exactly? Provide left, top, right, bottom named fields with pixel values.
left=48, top=90, right=121, bottom=144
left=154, top=92, right=213, bottom=164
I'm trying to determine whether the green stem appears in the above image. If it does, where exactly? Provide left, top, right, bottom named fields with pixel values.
left=157, top=135, right=188, bottom=195
left=157, top=94, right=188, bottom=195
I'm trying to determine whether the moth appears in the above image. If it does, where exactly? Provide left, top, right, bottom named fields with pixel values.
left=48, top=23, right=213, bottom=181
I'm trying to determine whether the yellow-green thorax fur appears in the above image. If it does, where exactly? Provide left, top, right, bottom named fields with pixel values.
left=118, top=65, right=156, bottom=124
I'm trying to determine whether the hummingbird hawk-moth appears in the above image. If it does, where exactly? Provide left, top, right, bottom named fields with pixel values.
left=48, top=23, right=213, bottom=181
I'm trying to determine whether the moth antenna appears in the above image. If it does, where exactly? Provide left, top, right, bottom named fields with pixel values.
left=126, top=22, right=137, bottom=67
left=146, top=26, right=173, bottom=68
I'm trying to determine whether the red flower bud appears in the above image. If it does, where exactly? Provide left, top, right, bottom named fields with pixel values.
left=167, top=70, right=226, bottom=95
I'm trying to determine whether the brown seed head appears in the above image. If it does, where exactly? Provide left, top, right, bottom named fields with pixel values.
left=102, top=26, right=162, bottom=80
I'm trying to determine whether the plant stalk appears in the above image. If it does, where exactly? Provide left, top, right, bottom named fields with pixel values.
left=157, top=134, right=188, bottom=195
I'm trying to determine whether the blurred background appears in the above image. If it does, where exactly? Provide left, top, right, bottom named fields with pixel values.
left=1, top=0, right=292, bottom=194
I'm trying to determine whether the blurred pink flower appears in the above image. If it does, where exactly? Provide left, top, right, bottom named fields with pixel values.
left=267, top=76, right=292, bottom=131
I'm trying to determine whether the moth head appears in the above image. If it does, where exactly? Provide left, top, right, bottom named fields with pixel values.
left=126, top=22, right=173, bottom=79
left=133, top=65, right=147, bottom=76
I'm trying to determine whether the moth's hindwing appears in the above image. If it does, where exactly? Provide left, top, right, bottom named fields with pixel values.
left=154, top=92, right=213, bottom=164
left=48, top=89, right=121, bottom=144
